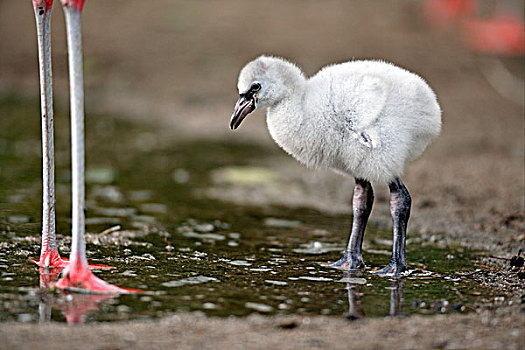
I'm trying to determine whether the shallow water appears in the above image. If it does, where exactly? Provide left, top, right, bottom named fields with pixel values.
left=0, top=96, right=492, bottom=323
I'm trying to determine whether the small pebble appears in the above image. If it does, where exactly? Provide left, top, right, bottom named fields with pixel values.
left=245, top=302, right=273, bottom=313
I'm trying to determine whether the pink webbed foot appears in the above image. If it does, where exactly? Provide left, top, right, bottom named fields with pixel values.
left=39, top=267, right=64, bottom=289
left=55, top=260, right=139, bottom=295
left=33, top=250, right=67, bottom=269
left=33, top=252, right=115, bottom=271
left=83, top=262, right=116, bottom=271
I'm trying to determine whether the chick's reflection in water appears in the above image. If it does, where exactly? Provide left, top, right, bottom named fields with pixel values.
left=343, top=271, right=406, bottom=319
left=344, top=271, right=365, bottom=320
left=388, top=277, right=405, bottom=317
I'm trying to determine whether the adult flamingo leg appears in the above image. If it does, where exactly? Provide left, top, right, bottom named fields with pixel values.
left=55, top=0, right=132, bottom=294
left=32, top=0, right=67, bottom=269
left=31, top=0, right=112, bottom=271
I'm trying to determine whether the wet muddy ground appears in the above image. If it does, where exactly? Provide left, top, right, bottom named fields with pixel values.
left=0, top=96, right=522, bottom=326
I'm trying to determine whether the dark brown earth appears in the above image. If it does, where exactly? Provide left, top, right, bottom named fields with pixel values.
left=0, top=0, right=523, bottom=349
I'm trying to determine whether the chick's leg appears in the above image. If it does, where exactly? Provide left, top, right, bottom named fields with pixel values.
left=330, top=178, right=374, bottom=269
left=377, top=178, right=411, bottom=275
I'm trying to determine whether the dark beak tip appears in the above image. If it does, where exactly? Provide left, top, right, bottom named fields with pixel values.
left=230, top=95, right=254, bottom=130
left=230, top=120, right=240, bottom=130
left=229, top=114, right=237, bottom=130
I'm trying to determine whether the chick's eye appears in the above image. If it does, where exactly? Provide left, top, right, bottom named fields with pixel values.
left=251, top=83, right=261, bottom=92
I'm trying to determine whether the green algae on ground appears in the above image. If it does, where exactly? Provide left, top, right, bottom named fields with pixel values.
left=0, top=96, right=494, bottom=323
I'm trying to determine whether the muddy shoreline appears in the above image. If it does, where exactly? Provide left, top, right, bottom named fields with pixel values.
left=1, top=306, right=523, bottom=350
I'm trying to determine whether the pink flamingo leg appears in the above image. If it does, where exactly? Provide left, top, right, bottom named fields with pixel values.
left=31, top=0, right=114, bottom=272
left=55, top=0, right=135, bottom=294
left=33, top=256, right=117, bottom=271
left=32, top=0, right=67, bottom=269
left=31, top=0, right=110, bottom=271
left=55, top=257, right=134, bottom=294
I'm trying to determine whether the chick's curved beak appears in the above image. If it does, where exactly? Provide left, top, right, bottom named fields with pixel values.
left=230, top=93, right=256, bottom=130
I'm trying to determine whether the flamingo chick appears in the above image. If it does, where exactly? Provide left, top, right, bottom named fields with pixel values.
left=230, top=56, right=441, bottom=275
left=55, top=0, right=132, bottom=293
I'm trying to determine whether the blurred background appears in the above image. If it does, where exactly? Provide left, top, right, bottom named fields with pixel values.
left=0, top=0, right=523, bottom=253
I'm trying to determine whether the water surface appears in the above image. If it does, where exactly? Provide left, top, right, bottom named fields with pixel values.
left=0, top=96, right=491, bottom=323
